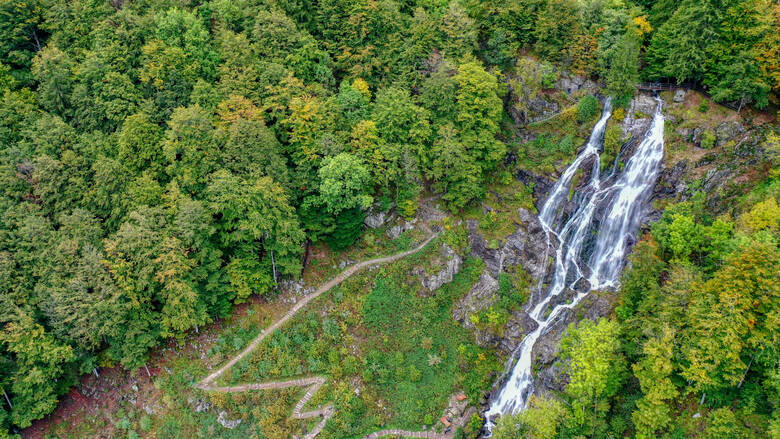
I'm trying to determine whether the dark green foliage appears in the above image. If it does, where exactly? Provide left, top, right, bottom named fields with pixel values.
left=325, top=208, right=366, bottom=251
left=577, top=95, right=599, bottom=123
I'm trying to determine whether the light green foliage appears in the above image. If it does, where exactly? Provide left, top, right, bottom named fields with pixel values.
left=454, top=60, right=506, bottom=172
left=701, top=130, right=717, bottom=149
left=560, top=318, right=625, bottom=431
left=632, top=326, right=678, bottom=439
left=705, top=408, right=752, bottom=439
left=317, top=152, right=373, bottom=214
left=492, top=396, right=569, bottom=439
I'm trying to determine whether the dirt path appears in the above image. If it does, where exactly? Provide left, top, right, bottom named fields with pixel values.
left=196, top=231, right=453, bottom=439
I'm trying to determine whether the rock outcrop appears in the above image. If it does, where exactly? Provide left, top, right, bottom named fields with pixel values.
left=453, top=271, right=499, bottom=325
left=467, top=208, right=553, bottom=281
left=622, top=94, right=659, bottom=138
left=421, top=244, right=462, bottom=293
left=715, top=121, right=746, bottom=146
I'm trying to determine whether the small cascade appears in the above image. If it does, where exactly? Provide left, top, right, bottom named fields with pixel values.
left=484, top=96, right=665, bottom=429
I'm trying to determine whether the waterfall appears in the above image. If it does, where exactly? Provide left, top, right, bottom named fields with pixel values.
left=484, top=96, right=665, bottom=429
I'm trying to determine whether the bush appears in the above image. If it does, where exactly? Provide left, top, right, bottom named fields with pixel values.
left=701, top=131, right=716, bottom=149
left=540, top=62, right=558, bottom=89
left=577, top=95, right=599, bottom=122
left=698, top=101, right=709, bottom=113
left=557, top=135, right=575, bottom=154
left=139, top=416, right=153, bottom=432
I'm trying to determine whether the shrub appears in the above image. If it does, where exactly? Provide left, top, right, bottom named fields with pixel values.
left=540, top=62, right=558, bottom=89
left=577, top=95, right=599, bottom=122
left=698, top=101, right=709, bottom=113
left=557, top=135, right=575, bottom=154
left=139, top=416, right=153, bottom=432
left=612, top=107, right=626, bottom=121
left=701, top=131, right=716, bottom=149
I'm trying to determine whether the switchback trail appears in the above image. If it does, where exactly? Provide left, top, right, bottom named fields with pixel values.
left=196, top=231, right=451, bottom=439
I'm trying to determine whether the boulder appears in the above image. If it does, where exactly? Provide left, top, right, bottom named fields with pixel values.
left=673, top=89, right=686, bottom=103
left=364, top=210, right=389, bottom=228
left=715, top=121, right=746, bottom=146
left=217, top=411, right=242, bottom=429
left=386, top=219, right=416, bottom=239
left=555, top=71, right=599, bottom=96
left=421, top=244, right=462, bottom=292
left=527, top=97, right=560, bottom=124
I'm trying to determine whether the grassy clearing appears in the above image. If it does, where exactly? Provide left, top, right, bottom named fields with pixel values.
left=211, top=235, right=500, bottom=438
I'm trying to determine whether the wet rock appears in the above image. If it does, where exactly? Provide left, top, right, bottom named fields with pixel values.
left=422, top=244, right=462, bottom=292
left=516, top=170, right=554, bottom=208
left=715, top=121, right=745, bottom=146
left=622, top=95, right=657, bottom=138
left=673, top=89, right=686, bottom=103
left=217, top=410, right=242, bottom=429
left=535, top=363, right=568, bottom=393
left=453, top=270, right=500, bottom=326
left=530, top=292, right=614, bottom=396
left=654, top=159, right=687, bottom=198
left=498, top=311, right=539, bottom=354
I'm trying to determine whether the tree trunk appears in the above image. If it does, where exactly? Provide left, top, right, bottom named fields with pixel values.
left=738, top=355, right=754, bottom=389
left=3, top=389, right=11, bottom=409
left=700, top=393, right=706, bottom=405
left=93, top=368, right=99, bottom=378
left=271, top=250, right=278, bottom=285
left=144, top=364, right=151, bottom=377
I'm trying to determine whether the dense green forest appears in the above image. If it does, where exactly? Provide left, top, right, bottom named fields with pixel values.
left=0, top=0, right=778, bottom=436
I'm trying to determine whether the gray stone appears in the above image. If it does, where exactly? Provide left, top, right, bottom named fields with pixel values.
left=217, top=410, right=242, bottom=429
left=498, top=310, right=539, bottom=354
left=386, top=219, right=416, bottom=239
left=468, top=208, right=553, bottom=281
left=692, top=413, right=702, bottom=419
left=422, top=244, right=462, bottom=292
left=715, top=121, right=746, bottom=146
left=453, top=270, right=499, bottom=327
left=622, top=95, right=658, bottom=138
left=188, top=397, right=212, bottom=413
left=364, top=210, right=388, bottom=228
left=527, top=97, right=560, bottom=124
left=673, top=89, right=686, bottom=103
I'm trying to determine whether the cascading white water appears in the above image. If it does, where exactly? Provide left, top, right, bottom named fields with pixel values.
left=484, top=96, right=665, bottom=429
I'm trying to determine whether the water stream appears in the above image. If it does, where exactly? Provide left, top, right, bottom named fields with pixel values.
left=484, top=96, right=665, bottom=428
